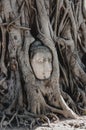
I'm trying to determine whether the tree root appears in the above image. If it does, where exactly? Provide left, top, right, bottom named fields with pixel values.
left=0, top=0, right=86, bottom=129
left=46, top=103, right=78, bottom=119
left=0, top=110, right=52, bottom=129
left=77, top=103, right=86, bottom=115
left=0, top=103, right=78, bottom=129
left=61, top=90, right=79, bottom=114
left=46, top=113, right=59, bottom=122
left=0, top=114, right=6, bottom=128
left=58, top=95, right=78, bottom=119
left=6, top=112, right=17, bottom=127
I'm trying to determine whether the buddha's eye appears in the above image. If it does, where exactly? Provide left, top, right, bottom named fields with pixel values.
left=43, top=58, right=46, bottom=62
left=48, top=58, right=52, bottom=62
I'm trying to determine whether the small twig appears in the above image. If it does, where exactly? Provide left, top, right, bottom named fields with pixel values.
left=12, top=24, right=31, bottom=30
left=0, top=114, right=6, bottom=128
left=0, top=23, right=8, bottom=26
left=37, top=115, right=51, bottom=127
left=0, top=26, right=7, bottom=75
left=7, top=14, right=21, bottom=31
left=6, top=112, right=17, bottom=126
left=46, top=113, right=59, bottom=122
left=7, top=1, right=25, bottom=31
left=58, top=7, right=69, bottom=36
left=30, top=119, right=36, bottom=130
left=16, top=115, right=20, bottom=127
left=54, top=0, right=59, bottom=36
left=0, top=78, right=6, bottom=85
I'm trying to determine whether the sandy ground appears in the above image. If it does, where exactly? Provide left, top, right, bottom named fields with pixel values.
left=35, top=116, right=86, bottom=130
left=1, top=116, right=86, bottom=130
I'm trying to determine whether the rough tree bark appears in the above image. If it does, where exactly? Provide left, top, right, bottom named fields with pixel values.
left=0, top=0, right=86, bottom=129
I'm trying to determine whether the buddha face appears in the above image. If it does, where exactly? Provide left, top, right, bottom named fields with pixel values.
left=31, top=51, right=52, bottom=80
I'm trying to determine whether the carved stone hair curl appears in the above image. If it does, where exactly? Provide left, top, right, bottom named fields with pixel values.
left=29, top=40, right=52, bottom=59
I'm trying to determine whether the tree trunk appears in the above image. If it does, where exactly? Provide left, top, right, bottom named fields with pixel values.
left=0, top=0, right=86, bottom=128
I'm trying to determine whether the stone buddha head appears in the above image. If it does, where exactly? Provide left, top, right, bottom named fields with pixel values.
left=29, top=41, right=53, bottom=80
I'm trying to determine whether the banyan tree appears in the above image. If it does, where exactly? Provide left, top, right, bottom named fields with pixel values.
left=0, top=0, right=86, bottom=128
